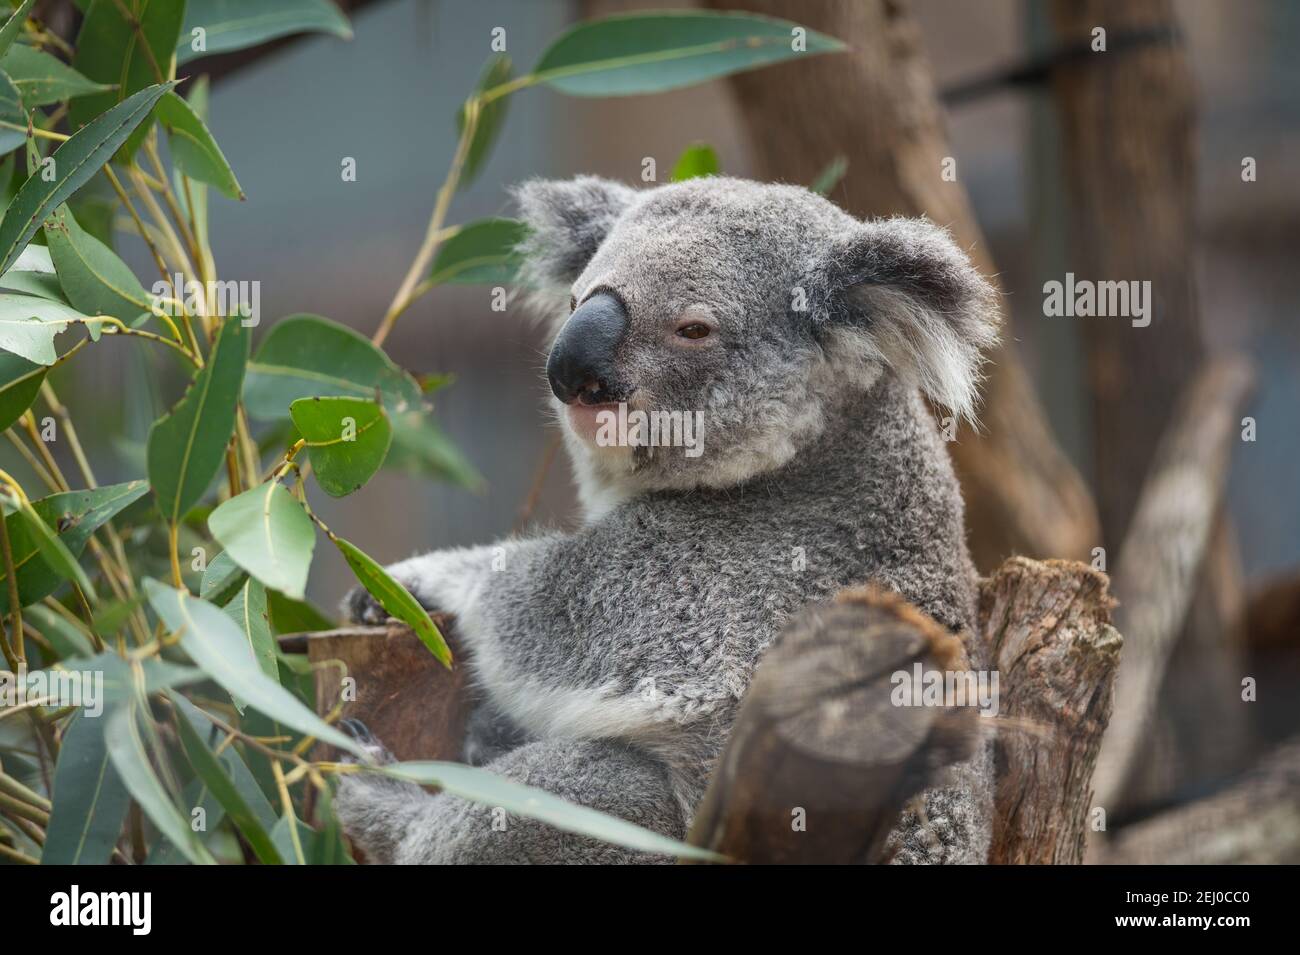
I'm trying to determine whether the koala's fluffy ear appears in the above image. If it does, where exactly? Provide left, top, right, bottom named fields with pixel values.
left=512, top=176, right=639, bottom=289
left=814, top=217, right=1000, bottom=422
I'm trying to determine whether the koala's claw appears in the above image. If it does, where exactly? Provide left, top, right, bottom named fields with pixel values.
left=339, top=717, right=396, bottom=766
left=344, top=585, right=390, bottom=626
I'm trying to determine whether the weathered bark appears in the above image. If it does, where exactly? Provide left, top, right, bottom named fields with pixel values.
left=703, top=0, right=1100, bottom=572
left=280, top=615, right=470, bottom=764
left=1096, top=737, right=1300, bottom=865
left=1091, top=357, right=1255, bottom=808
left=980, top=557, right=1121, bottom=864
left=686, top=587, right=980, bottom=864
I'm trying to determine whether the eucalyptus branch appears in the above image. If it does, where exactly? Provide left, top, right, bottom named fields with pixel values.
left=0, top=482, right=25, bottom=669
left=373, top=98, right=482, bottom=346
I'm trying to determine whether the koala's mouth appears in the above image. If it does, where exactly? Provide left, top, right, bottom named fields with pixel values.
left=564, top=398, right=632, bottom=445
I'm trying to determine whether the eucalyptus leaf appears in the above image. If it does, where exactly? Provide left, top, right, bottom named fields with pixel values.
left=70, top=0, right=185, bottom=157
left=172, top=698, right=283, bottom=864
left=41, top=710, right=131, bottom=865
left=0, top=68, right=25, bottom=157
left=223, top=576, right=278, bottom=684
left=532, top=11, right=845, bottom=97
left=379, top=761, right=720, bottom=861
left=147, top=316, right=249, bottom=526
left=428, top=218, right=526, bottom=286
left=810, top=155, right=848, bottom=196
left=333, top=535, right=450, bottom=666
left=199, top=548, right=247, bottom=606
left=143, top=578, right=364, bottom=757
left=44, top=204, right=152, bottom=322
left=106, top=700, right=217, bottom=865
left=156, top=91, right=243, bottom=200
left=179, top=0, right=353, bottom=65
left=670, top=142, right=720, bottom=181
left=207, top=480, right=315, bottom=600
left=0, top=45, right=111, bottom=106
left=0, top=81, right=175, bottom=275
left=0, top=348, right=45, bottom=430
left=243, top=313, right=421, bottom=421
left=290, top=395, right=392, bottom=498
left=0, top=292, right=90, bottom=364
left=457, top=54, right=511, bottom=192
left=0, top=480, right=148, bottom=613
left=0, top=1, right=35, bottom=60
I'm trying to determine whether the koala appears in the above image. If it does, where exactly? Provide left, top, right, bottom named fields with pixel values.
left=335, top=175, right=1000, bottom=864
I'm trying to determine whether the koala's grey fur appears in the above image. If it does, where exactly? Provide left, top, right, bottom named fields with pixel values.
left=335, top=175, right=1000, bottom=864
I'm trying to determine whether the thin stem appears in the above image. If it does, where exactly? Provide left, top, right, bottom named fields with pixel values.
left=167, top=523, right=182, bottom=588
left=272, top=761, right=306, bottom=865
left=103, top=166, right=172, bottom=286
left=0, top=493, right=24, bottom=669
left=373, top=97, right=482, bottom=347
left=0, top=842, right=38, bottom=865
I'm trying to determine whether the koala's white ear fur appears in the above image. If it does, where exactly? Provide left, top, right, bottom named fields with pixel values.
left=818, top=217, right=1000, bottom=422
left=512, top=176, right=639, bottom=289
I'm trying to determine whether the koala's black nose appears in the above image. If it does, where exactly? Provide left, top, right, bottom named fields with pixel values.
left=546, top=292, right=628, bottom=404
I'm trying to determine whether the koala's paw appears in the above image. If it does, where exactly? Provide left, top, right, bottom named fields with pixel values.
left=342, top=586, right=390, bottom=626
left=339, top=717, right=396, bottom=766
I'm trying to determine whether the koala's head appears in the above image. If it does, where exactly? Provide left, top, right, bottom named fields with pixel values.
left=514, top=175, right=998, bottom=509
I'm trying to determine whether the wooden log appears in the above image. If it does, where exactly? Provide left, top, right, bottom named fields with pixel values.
left=1095, top=736, right=1300, bottom=864
left=279, top=615, right=470, bottom=764
left=1091, top=356, right=1255, bottom=808
left=703, top=0, right=1100, bottom=573
left=980, top=557, right=1121, bottom=864
left=686, top=587, right=981, bottom=864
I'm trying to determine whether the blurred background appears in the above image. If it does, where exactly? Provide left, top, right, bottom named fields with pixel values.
left=8, top=0, right=1299, bottom=849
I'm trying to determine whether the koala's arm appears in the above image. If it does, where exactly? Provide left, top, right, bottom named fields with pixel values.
left=344, top=536, right=559, bottom=627
left=335, top=736, right=683, bottom=864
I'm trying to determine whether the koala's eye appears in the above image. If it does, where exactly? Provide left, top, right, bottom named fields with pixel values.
left=676, top=323, right=711, bottom=340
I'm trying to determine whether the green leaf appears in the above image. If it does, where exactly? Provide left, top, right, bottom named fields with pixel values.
left=267, top=589, right=333, bottom=634
left=670, top=142, right=720, bottom=181
left=428, top=217, right=526, bottom=287
left=0, top=347, right=44, bottom=430
left=290, top=395, right=392, bottom=497
left=0, top=45, right=111, bottom=106
left=57, top=651, right=204, bottom=705
left=0, top=68, right=25, bottom=158
left=207, top=480, right=315, bottom=600
left=179, top=0, right=352, bottom=64
left=44, top=204, right=151, bottom=322
left=0, top=480, right=149, bottom=613
left=155, top=90, right=243, bottom=200
left=70, top=0, right=185, bottom=157
left=532, top=11, right=845, bottom=97
left=199, top=547, right=246, bottom=605
left=23, top=603, right=94, bottom=658
left=0, top=1, right=35, bottom=61
left=243, top=313, right=421, bottom=421
left=147, top=315, right=249, bottom=526
left=386, top=410, right=482, bottom=490
left=379, top=761, right=720, bottom=861
left=332, top=535, right=450, bottom=666
left=107, top=699, right=218, bottom=865
left=0, top=81, right=175, bottom=275
left=172, top=697, right=283, bottom=864
left=0, top=244, right=69, bottom=302
left=0, top=292, right=90, bottom=364
left=810, top=155, right=848, bottom=196
left=13, top=498, right=94, bottom=596
left=457, top=54, right=511, bottom=193
left=142, top=578, right=364, bottom=757
left=223, top=575, right=278, bottom=684
left=41, top=710, right=131, bottom=864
